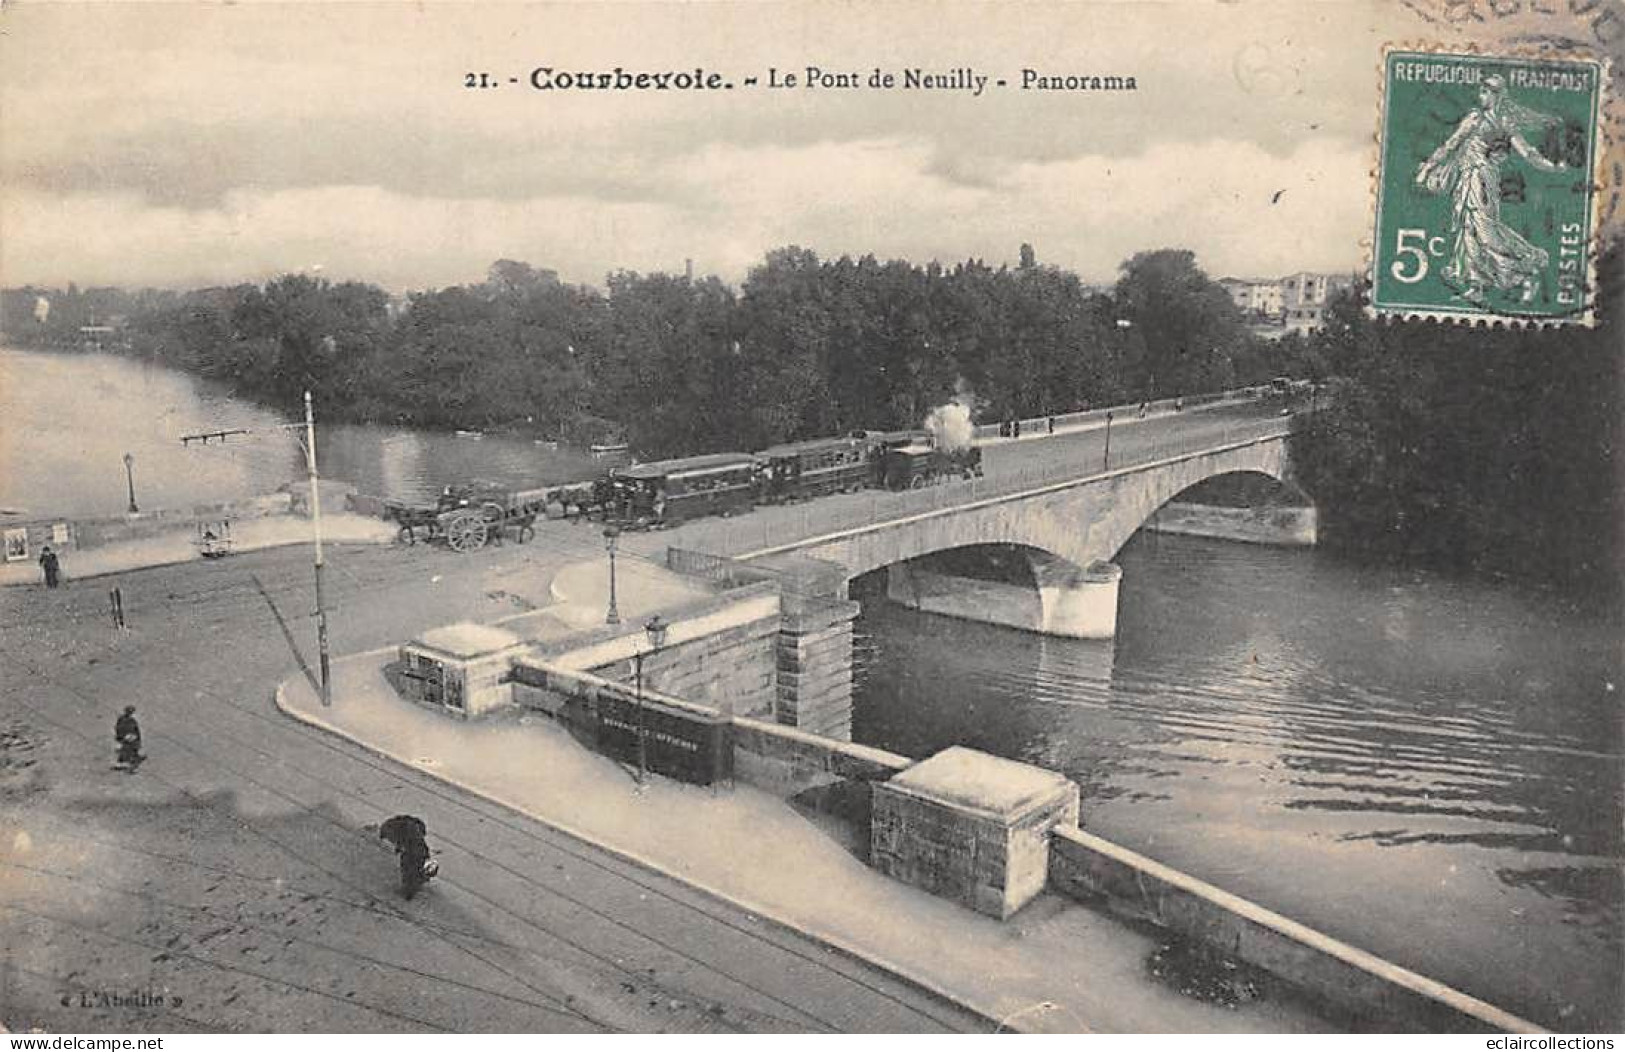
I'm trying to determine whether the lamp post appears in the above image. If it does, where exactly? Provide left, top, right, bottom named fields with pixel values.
left=1102, top=411, right=1113, bottom=471
left=632, top=614, right=668, bottom=786
left=175, top=395, right=330, bottom=707
left=122, top=453, right=139, bottom=514
left=304, top=391, right=332, bottom=707
left=602, top=523, right=621, bottom=625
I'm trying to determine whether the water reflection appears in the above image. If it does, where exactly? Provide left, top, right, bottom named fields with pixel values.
left=851, top=533, right=1622, bottom=1030
left=1, top=346, right=294, bottom=518
left=376, top=433, right=426, bottom=504
left=2, top=346, right=603, bottom=517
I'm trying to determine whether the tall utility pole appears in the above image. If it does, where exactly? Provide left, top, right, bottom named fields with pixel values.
left=305, top=391, right=332, bottom=707
left=180, top=391, right=332, bottom=707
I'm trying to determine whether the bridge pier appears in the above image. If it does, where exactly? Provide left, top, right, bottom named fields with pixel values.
left=1033, top=558, right=1122, bottom=640
left=884, top=555, right=1123, bottom=640
left=776, top=596, right=860, bottom=742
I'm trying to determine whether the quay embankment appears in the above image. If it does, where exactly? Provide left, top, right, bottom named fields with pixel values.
left=275, top=607, right=1333, bottom=1034
left=274, top=548, right=1543, bottom=1034
left=0, top=481, right=394, bottom=587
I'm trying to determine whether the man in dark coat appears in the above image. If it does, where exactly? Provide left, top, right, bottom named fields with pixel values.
left=38, top=546, right=60, bottom=588
left=114, top=706, right=142, bottom=768
left=380, top=815, right=432, bottom=898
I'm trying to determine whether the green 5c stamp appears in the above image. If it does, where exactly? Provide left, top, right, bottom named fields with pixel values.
left=1372, top=50, right=1605, bottom=325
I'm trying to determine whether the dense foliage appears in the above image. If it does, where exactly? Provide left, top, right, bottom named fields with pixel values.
left=1290, top=249, right=1621, bottom=596
left=0, top=249, right=1310, bottom=457
left=10, top=245, right=1612, bottom=594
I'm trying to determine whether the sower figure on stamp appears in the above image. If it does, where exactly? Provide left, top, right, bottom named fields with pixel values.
left=38, top=545, right=60, bottom=588
left=1414, top=74, right=1563, bottom=306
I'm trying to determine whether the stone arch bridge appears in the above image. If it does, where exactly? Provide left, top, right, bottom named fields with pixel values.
left=741, top=431, right=1302, bottom=640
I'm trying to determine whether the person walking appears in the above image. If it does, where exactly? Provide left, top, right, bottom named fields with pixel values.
left=114, top=706, right=143, bottom=770
left=38, top=545, right=61, bottom=588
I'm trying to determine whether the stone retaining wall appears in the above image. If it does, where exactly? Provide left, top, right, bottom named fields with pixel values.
left=1047, top=826, right=1540, bottom=1033
left=3, top=491, right=295, bottom=558
left=730, top=715, right=912, bottom=796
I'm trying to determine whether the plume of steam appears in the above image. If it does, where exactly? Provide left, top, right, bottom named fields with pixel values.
left=924, top=393, right=976, bottom=451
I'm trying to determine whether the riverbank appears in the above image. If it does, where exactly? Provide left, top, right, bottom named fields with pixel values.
left=0, top=513, right=395, bottom=588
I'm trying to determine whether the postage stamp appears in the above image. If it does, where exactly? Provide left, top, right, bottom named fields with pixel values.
left=1371, top=49, right=1606, bottom=325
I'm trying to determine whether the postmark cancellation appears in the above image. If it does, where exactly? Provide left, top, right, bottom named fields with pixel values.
left=1371, top=48, right=1607, bottom=326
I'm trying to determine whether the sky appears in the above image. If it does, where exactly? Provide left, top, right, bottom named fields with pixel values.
left=0, top=0, right=1616, bottom=294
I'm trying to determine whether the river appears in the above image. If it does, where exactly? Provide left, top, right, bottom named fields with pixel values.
left=853, top=533, right=1622, bottom=1031
left=5, top=345, right=1619, bottom=1030
left=0, top=345, right=597, bottom=520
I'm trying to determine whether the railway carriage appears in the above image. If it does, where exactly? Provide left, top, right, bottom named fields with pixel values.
left=610, top=452, right=758, bottom=527
left=755, top=435, right=872, bottom=503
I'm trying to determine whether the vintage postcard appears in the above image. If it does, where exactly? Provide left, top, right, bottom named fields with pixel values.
left=1, top=0, right=1620, bottom=1041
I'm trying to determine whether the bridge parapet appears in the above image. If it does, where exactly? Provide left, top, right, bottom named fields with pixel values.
left=741, top=432, right=1291, bottom=581
left=714, top=432, right=1293, bottom=641
left=681, top=423, right=1291, bottom=564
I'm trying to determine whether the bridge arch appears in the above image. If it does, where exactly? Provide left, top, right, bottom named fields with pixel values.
left=749, top=434, right=1298, bottom=640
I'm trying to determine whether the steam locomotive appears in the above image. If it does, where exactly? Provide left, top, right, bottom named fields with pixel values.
left=556, top=428, right=983, bottom=529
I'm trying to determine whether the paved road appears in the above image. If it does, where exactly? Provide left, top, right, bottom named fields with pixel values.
left=0, top=537, right=989, bottom=1033
left=0, top=400, right=1294, bottom=1033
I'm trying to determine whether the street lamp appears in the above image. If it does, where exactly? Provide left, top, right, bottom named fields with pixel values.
left=602, top=523, right=621, bottom=625
left=1102, top=411, right=1114, bottom=471
left=632, top=614, right=668, bottom=786
left=122, top=453, right=139, bottom=514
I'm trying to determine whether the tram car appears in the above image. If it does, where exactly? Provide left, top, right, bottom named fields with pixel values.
left=610, top=452, right=758, bottom=527
left=878, top=441, right=983, bottom=490
left=754, top=435, right=873, bottom=503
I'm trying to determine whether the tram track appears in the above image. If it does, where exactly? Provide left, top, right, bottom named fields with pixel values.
left=0, top=561, right=983, bottom=1033
left=0, top=406, right=1291, bottom=1033
left=0, top=661, right=842, bottom=1033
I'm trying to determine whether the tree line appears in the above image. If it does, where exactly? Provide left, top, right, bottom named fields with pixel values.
left=7, top=245, right=1611, bottom=596
left=1289, top=247, right=1620, bottom=599
left=0, top=247, right=1314, bottom=458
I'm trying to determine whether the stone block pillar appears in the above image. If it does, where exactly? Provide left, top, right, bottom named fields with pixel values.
left=1033, top=558, right=1122, bottom=639
left=872, top=746, right=1080, bottom=919
left=775, top=597, right=860, bottom=741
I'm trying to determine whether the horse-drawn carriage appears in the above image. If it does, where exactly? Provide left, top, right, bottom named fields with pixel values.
left=386, top=481, right=539, bottom=552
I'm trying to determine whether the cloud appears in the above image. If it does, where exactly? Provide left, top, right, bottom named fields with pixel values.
left=2, top=134, right=1367, bottom=293
left=1, top=1, right=1419, bottom=291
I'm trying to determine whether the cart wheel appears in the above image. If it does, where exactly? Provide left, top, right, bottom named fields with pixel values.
left=910, top=476, right=928, bottom=490
left=445, top=512, right=489, bottom=552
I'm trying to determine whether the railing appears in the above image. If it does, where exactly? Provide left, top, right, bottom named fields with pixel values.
left=676, top=419, right=1291, bottom=559
left=667, top=545, right=850, bottom=600
left=970, top=385, right=1269, bottom=442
